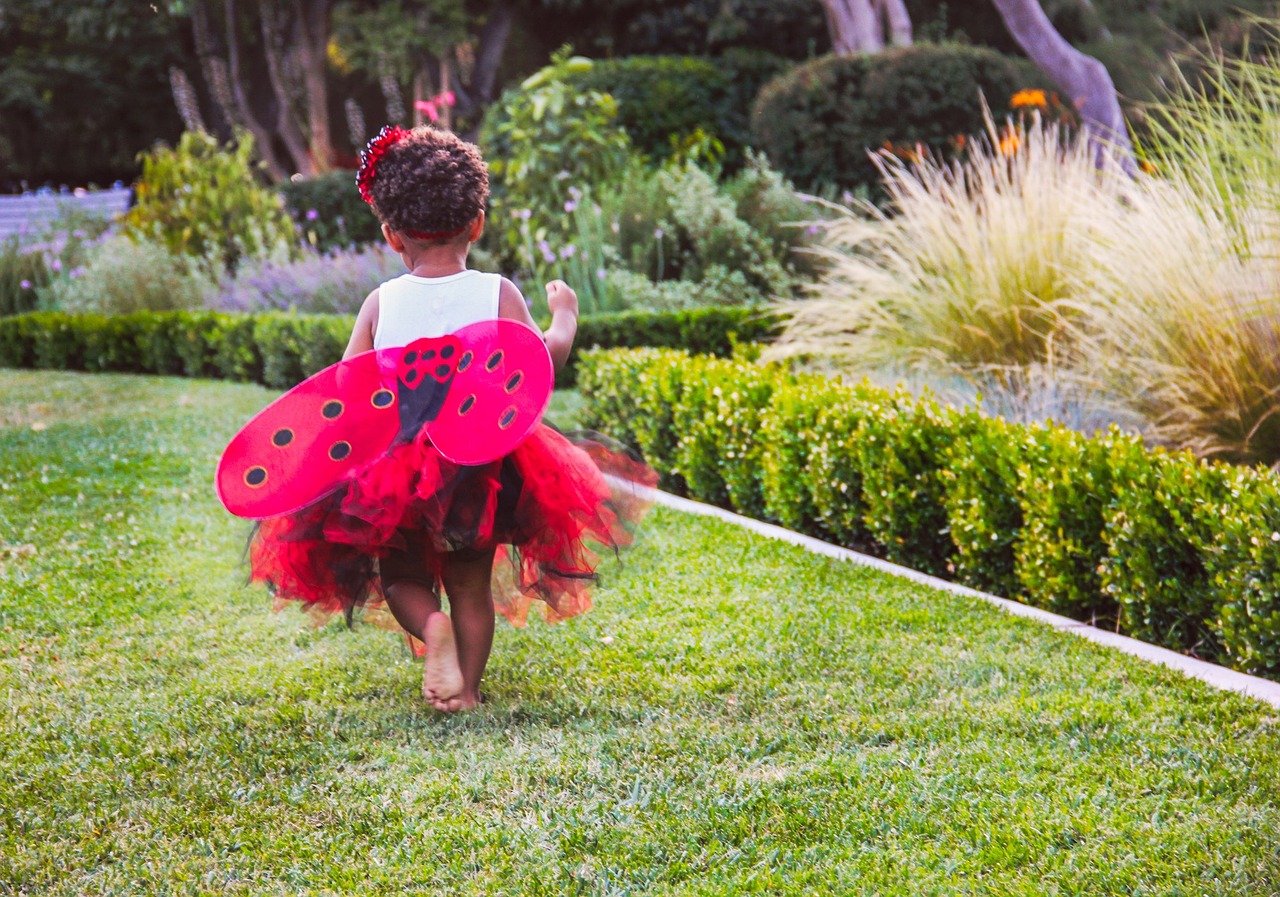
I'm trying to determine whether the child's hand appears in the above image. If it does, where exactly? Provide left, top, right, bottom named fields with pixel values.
left=546, top=280, right=579, bottom=318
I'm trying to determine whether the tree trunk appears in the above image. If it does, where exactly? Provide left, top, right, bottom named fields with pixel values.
left=259, top=4, right=314, bottom=175
left=874, top=0, right=913, bottom=47
left=823, top=0, right=912, bottom=54
left=991, top=0, right=1135, bottom=171
left=470, top=1, right=513, bottom=106
left=224, top=0, right=292, bottom=179
left=292, top=0, right=333, bottom=172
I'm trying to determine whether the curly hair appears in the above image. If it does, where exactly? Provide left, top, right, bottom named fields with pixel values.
left=360, top=126, right=489, bottom=241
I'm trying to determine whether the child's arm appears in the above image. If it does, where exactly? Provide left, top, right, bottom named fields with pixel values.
left=498, top=278, right=578, bottom=370
left=343, top=289, right=379, bottom=360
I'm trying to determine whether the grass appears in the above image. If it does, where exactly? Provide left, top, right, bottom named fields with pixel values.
left=2, top=370, right=1279, bottom=895
left=771, top=118, right=1127, bottom=375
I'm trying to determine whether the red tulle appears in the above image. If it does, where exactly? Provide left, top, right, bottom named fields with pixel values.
left=248, top=424, right=656, bottom=635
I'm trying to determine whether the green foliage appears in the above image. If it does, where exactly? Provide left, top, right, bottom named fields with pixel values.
left=1199, top=464, right=1280, bottom=676
left=1102, top=444, right=1230, bottom=660
left=0, top=236, right=47, bottom=317
left=565, top=53, right=788, bottom=170
left=750, top=44, right=1036, bottom=194
left=279, top=171, right=384, bottom=252
left=856, top=392, right=967, bottom=578
left=804, top=383, right=879, bottom=551
left=40, top=235, right=212, bottom=314
left=759, top=379, right=828, bottom=533
left=1016, top=428, right=1131, bottom=624
left=578, top=346, right=1280, bottom=674
left=481, top=50, right=632, bottom=257
left=0, top=306, right=774, bottom=393
left=0, top=0, right=184, bottom=186
left=123, top=131, right=298, bottom=275
left=565, top=305, right=780, bottom=387
left=524, top=0, right=830, bottom=60
left=942, top=415, right=1028, bottom=598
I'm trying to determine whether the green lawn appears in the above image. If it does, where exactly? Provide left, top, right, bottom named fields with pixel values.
left=1, top=370, right=1278, bottom=896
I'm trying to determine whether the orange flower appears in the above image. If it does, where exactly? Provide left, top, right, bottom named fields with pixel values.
left=998, top=126, right=1021, bottom=156
left=1011, top=89, right=1048, bottom=109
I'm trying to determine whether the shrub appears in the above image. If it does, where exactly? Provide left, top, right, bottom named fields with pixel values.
left=279, top=170, right=383, bottom=252
left=1201, top=465, right=1280, bottom=676
left=942, top=414, right=1028, bottom=598
left=123, top=131, right=298, bottom=275
left=254, top=314, right=350, bottom=390
left=759, top=378, right=829, bottom=533
left=565, top=305, right=781, bottom=387
left=1072, top=162, right=1280, bottom=467
left=0, top=235, right=48, bottom=317
left=803, top=381, right=883, bottom=552
left=576, top=346, right=1280, bottom=675
left=41, top=235, right=212, bottom=314
left=856, top=392, right=969, bottom=577
left=700, top=357, right=784, bottom=518
left=481, top=50, right=632, bottom=258
left=750, top=44, right=1037, bottom=194
left=566, top=53, right=786, bottom=169
left=1102, top=444, right=1230, bottom=660
left=1016, top=427, right=1137, bottom=624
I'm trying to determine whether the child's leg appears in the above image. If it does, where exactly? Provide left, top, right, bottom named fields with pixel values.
left=380, top=547, right=442, bottom=639
left=437, top=546, right=497, bottom=711
left=381, top=547, right=465, bottom=707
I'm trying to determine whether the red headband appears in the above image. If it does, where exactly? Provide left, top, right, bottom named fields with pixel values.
left=357, top=125, right=408, bottom=205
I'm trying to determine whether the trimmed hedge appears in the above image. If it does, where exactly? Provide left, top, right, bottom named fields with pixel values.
left=578, top=347, right=1280, bottom=680
left=0, top=307, right=779, bottom=390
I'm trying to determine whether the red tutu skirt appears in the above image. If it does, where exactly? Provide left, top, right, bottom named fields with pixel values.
left=248, top=424, right=657, bottom=637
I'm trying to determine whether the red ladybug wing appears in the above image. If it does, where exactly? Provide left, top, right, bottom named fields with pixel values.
left=426, top=319, right=554, bottom=465
left=216, top=350, right=401, bottom=519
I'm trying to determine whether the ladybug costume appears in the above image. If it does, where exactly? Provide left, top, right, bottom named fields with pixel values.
left=220, top=272, right=655, bottom=632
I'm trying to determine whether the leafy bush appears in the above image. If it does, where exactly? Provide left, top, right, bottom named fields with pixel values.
left=0, top=306, right=772, bottom=394
left=41, top=235, right=212, bottom=314
left=577, top=346, right=1280, bottom=677
left=856, top=392, right=970, bottom=578
left=567, top=305, right=781, bottom=386
left=279, top=170, right=383, bottom=252
left=122, top=131, right=298, bottom=275
left=481, top=51, right=631, bottom=258
left=1016, top=428, right=1137, bottom=624
left=566, top=53, right=785, bottom=169
left=942, top=415, right=1029, bottom=598
left=1102, top=443, right=1230, bottom=660
left=751, top=44, right=1038, bottom=194
left=1202, top=466, right=1280, bottom=676
left=759, top=379, right=829, bottom=533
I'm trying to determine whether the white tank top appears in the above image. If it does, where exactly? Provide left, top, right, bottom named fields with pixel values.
left=372, top=271, right=502, bottom=349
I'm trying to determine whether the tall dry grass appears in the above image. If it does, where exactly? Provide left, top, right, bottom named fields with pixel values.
left=1073, top=169, right=1280, bottom=464
left=771, top=118, right=1131, bottom=376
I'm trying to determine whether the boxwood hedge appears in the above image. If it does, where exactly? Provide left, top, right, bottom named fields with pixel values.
left=578, top=347, right=1280, bottom=680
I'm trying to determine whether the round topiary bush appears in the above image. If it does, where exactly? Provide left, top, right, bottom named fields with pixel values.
left=569, top=51, right=791, bottom=168
left=751, top=44, right=1043, bottom=194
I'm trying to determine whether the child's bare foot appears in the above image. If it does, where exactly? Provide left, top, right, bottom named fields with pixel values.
left=422, top=611, right=466, bottom=710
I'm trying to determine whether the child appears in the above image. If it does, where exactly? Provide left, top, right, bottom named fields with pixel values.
left=248, top=125, right=653, bottom=712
